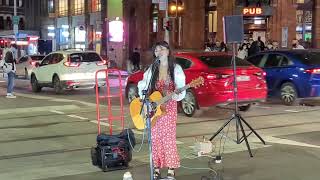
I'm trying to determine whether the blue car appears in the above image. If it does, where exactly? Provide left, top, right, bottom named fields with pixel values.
left=246, top=50, right=320, bottom=105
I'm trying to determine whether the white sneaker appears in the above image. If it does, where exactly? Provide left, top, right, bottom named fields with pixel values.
left=6, top=94, right=16, bottom=98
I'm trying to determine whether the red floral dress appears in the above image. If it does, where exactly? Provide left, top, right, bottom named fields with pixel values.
left=151, top=79, right=180, bottom=168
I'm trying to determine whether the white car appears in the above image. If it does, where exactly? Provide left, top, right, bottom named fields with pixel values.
left=30, top=50, right=108, bottom=94
left=16, top=55, right=45, bottom=79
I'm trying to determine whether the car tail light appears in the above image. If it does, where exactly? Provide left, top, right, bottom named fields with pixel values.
left=305, top=68, right=320, bottom=74
left=254, top=71, right=266, bottom=77
left=254, top=71, right=266, bottom=80
left=64, top=61, right=80, bottom=67
left=206, top=73, right=231, bottom=80
left=30, top=61, right=37, bottom=66
left=96, top=59, right=107, bottom=66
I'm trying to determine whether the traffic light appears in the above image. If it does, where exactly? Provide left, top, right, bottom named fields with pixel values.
left=168, top=0, right=184, bottom=17
left=163, top=18, right=173, bottom=31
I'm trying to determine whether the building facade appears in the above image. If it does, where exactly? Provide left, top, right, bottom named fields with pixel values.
left=40, top=0, right=125, bottom=67
left=123, top=0, right=319, bottom=66
left=313, top=0, right=320, bottom=48
left=0, top=0, right=41, bottom=55
left=40, top=0, right=104, bottom=52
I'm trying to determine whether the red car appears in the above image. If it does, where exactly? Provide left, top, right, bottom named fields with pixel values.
left=125, top=52, right=267, bottom=117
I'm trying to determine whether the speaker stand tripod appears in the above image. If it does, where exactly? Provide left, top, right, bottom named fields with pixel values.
left=209, top=43, right=265, bottom=157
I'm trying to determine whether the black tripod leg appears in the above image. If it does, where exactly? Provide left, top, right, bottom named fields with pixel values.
left=236, top=115, right=240, bottom=144
left=209, top=115, right=235, bottom=141
left=238, top=118, right=253, bottom=157
left=239, top=116, right=266, bottom=145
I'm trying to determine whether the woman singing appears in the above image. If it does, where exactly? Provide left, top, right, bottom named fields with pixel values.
left=137, top=41, right=186, bottom=180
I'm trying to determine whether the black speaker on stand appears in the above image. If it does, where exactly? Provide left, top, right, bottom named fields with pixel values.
left=209, top=15, right=265, bottom=157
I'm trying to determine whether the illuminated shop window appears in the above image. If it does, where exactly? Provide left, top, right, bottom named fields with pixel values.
left=74, top=0, right=84, bottom=15
left=92, top=0, right=101, bottom=12
left=59, top=0, right=68, bottom=16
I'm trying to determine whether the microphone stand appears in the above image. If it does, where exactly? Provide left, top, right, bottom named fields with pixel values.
left=139, top=58, right=160, bottom=180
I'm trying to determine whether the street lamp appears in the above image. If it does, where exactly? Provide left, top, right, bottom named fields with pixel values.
left=168, top=0, right=184, bottom=18
left=169, top=4, right=183, bottom=12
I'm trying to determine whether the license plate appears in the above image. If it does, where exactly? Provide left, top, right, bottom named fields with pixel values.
left=237, top=75, right=250, bottom=81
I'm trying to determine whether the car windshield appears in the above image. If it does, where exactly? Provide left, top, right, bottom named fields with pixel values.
left=293, top=52, right=320, bottom=65
left=70, top=52, right=101, bottom=62
left=31, top=56, right=45, bottom=61
left=198, top=55, right=252, bottom=68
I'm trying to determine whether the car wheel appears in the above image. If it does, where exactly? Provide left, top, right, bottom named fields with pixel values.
left=181, top=89, right=198, bottom=117
left=31, top=75, right=42, bottom=92
left=280, top=82, right=298, bottom=106
left=127, top=84, right=138, bottom=103
left=24, top=69, right=28, bottom=79
left=239, top=104, right=251, bottom=112
left=90, top=147, right=98, bottom=166
left=53, top=76, right=63, bottom=94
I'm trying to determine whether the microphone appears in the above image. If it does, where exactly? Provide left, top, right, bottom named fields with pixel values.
left=149, top=56, right=160, bottom=68
left=145, top=56, right=161, bottom=71
left=154, top=56, right=160, bottom=65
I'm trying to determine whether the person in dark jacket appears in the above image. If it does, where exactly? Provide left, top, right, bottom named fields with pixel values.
left=257, top=36, right=265, bottom=51
left=248, top=41, right=261, bottom=57
left=131, top=48, right=140, bottom=71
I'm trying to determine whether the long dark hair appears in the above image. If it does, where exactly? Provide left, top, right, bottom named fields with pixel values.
left=150, top=41, right=176, bottom=93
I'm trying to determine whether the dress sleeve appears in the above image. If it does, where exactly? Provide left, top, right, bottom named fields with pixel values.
left=137, top=67, right=152, bottom=99
left=172, top=64, right=186, bottom=101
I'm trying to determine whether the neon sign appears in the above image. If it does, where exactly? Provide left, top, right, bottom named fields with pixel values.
left=109, top=18, right=123, bottom=42
left=243, top=8, right=262, bottom=16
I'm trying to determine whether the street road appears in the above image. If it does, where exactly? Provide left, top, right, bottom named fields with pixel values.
left=0, top=77, right=319, bottom=180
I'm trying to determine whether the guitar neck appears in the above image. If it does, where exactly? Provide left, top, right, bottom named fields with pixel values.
left=156, top=84, right=190, bottom=105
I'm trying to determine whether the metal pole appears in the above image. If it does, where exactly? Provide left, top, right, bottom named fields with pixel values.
left=14, top=0, right=17, bottom=44
left=101, top=0, right=108, bottom=56
left=164, top=3, right=169, bottom=44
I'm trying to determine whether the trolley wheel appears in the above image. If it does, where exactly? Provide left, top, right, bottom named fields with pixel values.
left=100, top=148, right=107, bottom=172
left=90, top=147, right=98, bottom=166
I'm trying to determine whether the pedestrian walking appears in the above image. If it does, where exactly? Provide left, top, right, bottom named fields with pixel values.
left=0, top=44, right=17, bottom=98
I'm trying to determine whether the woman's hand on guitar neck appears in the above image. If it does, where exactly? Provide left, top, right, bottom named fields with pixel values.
left=160, top=104, right=167, bottom=114
left=174, top=89, right=182, bottom=94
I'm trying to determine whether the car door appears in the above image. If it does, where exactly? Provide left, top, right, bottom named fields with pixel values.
left=47, top=53, right=64, bottom=81
left=36, top=54, right=53, bottom=83
left=271, top=54, right=295, bottom=91
left=261, top=53, right=284, bottom=94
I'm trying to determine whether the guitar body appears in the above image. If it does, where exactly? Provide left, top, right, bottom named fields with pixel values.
left=130, top=76, right=204, bottom=130
left=130, top=91, right=163, bottom=130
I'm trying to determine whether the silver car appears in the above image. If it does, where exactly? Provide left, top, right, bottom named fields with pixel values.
left=16, top=55, right=45, bottom=79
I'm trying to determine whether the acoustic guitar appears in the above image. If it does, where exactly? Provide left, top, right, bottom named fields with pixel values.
left=130, top=76, right=204, bottom=130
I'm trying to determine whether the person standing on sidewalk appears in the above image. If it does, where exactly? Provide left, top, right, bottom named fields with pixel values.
left=138, top=41, right=186, bottom=180
left=131, top=48, right=141, bottom=72
left=0, top=44, right=17, bottom=98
